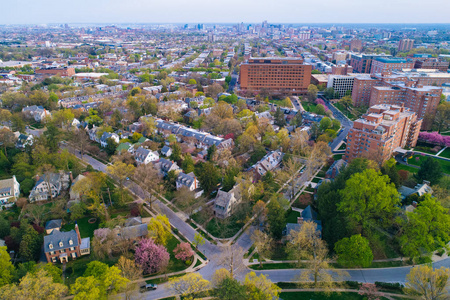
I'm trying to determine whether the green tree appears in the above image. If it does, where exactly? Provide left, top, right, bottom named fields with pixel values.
left=338, top=169, right=400, bottom=233
left=147, top=215, right=171, bottom=246
left=19, top=225, right=42, bottom=261
left=196, top=162, right=220, bottom=193
left=340, top=95, right=353, bottom=110
left=207, top=144, right=217, bottom=161
left=335, top=234, right=373, bottom=268
left=43, top=123, right=60, bottom=153
left=105, top=137, right=118, bottom=156
left=404, top=265, right=450, bottom=300
left=244, top=272, right=281, bottom=300
left=188, top=79, right=197, bottom=85
left=399, top=195, right=450, bottom=257
left=0, top=269, right=68, bottom=300
left=415, top=157, right=443, bottom=185
left=0, top=246, right=14, bottom=287
left=193, top=232, right=206, bottom=249
left=170, top=143, right=182, bottom=162
left=307, top=84, right=318, bottom=102
left=267, top=199, right=286, bottom=239
left=274, top=107, right=286, bottom=127
left=319, top=117, right=332, bottom=131
left=214, top=277, right=247, bottom=300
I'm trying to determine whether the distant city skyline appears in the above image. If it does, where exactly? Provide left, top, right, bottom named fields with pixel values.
left=2, top=0, right=450, bottom=25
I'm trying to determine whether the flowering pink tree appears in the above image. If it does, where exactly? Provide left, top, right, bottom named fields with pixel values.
left=135, top=238, right=170, bottom=274
left=418, top=131, right=450, bottom=147
left=173, top=242, right=194, bottom=261
left=315, top=98, right=329, bottom=111
left=358, top=283, right=382, bottom=300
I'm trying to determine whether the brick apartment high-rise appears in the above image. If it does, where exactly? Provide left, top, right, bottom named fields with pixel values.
left=344, top=105, right=422, bottom=163
left=349, top=54, right=392, bottom=73
left=398, top=39, right=414, bottom=52
left=239, top=57, right=312, bottom=96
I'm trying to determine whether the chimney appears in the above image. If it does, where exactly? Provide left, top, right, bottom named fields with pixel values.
left=35, top=174, right=40, bottom=182
left=69, top=171, right=73, bottom=182
left=75, top=223, right=81, bottom=244
left=297, top=217, right=304, bottom=224
left=412, top=201, right=418, bottom=208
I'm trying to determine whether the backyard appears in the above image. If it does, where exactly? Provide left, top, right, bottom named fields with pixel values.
left=438, top=147, right=450, bottom=159
left=61, top=216, right=99, bottom=238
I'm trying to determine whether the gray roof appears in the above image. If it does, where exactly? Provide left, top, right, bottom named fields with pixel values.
left=161, top=146, right=172, bottom=156
left=215, top=190, right=234, bottom=208
left=120, top=224, right=148, bottom=239
left=159, top=158, right=179, bottom=173
left=124, top=216, right=142, bottom=227
left=44, top=229, right=79, bottom=253
left=45, top=219, right=62, bottom=230
left=177, top=172, right=196, bottom=187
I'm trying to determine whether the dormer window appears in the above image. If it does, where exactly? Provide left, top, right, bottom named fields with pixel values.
left=49, top=243, right=53, bottom=249
left=59, top=241, right=63, bottom=247
left=69, top=239, right=73, bottom=245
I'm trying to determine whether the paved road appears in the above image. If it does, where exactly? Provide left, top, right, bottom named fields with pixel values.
left=318, top=95, right=353, bottom=152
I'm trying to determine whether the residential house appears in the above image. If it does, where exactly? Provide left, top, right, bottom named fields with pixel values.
left=282, top=206, right=322, bottom=236
left=116, top=142, right=133, bottom=154
left=43, top=224, right=90, bottom=263
left=155, top=158, right=180, bottom=176
left=118, top=217, right=148, bottom=241
left=134, top=146, right=159, bottom=165
left=45, top=219, right=62, bottom=234
left=29, top=171, right=70, bottom=202
left=0, top=176, right=20, bottom=207
left=22, top=105, right=51, bottom=122
left=399, top=180, right=433, bottom=201
left=160, top=146, right=172, bottom=157
left=100, top=131, right=120, bottom=148
left=248, top=150, right=284, bottom=181
left=176, top=172, right=203, bottom=198
left=325, top=159, right=348, bottom=179
left=16, top=133, right=33, bottom=149
left=88, top=127, right=101, bottom=143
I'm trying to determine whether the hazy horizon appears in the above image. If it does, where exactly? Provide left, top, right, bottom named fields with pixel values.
left=2, top=0, right=450, bottom=25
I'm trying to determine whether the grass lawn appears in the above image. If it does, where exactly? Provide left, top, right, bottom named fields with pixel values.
left=146, top=273, right=186, bottom=285
left=285, top=210, right=301, bottom=224
left=395, top=163, right=418, bottom=174
left=316, top=170, right=326, bottom=177
left=439, top=147, right=450, bottom=159
left=441, top=131, right=450, bottom=136
left=279, top=292, right=379, bottom=300
left=408, top=154, right=450, bottom=174
left=249, top=262, right=297, bottom=270
left=301, top=101, right=318, bottom=113
left=61, top=216, right=99, bottom=238
left=333, top=154, right=343, bottom=160
left=311, top=177, right=322, bottom=183
left=206, top=215, right=244, bottom=238
left=304, top=187, right=315, bottom=193
left=338, top=143, right=347, bottom=150
left=166, top=234, right=191, bottom=273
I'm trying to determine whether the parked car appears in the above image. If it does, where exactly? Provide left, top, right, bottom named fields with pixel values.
left=140, top=284, right=157, bottom=292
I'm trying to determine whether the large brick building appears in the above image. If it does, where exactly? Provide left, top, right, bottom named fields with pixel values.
left=349, top=54, right=392, bottom=73
left=370, top=58, right=414, bottom=74
left=35, top=67, right=75, bottom=77
left=352, top=71, right=445, bottom=122
left=369, top=82, right=442, bottom=119
left=239, top=57, right=312, bottom=96
left=344, top=105, right=422, bottom=163
left=414, top=59, right=449, bottom=72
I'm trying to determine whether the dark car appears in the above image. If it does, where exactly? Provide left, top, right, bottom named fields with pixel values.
left=140, top=283, right=157, bottom=292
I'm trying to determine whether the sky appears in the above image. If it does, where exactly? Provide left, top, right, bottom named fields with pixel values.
left=2, top=0, right=450, bottom=25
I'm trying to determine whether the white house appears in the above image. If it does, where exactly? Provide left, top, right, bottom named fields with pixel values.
left=0, top=176, right=20, bottom=208
left=22, top=105, right=51, bottom=122
left=134, top=147, right=159, bottom=165
left=176, top=172, right=203, bottom=198
left=29, top=172, right=70, bottom=202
